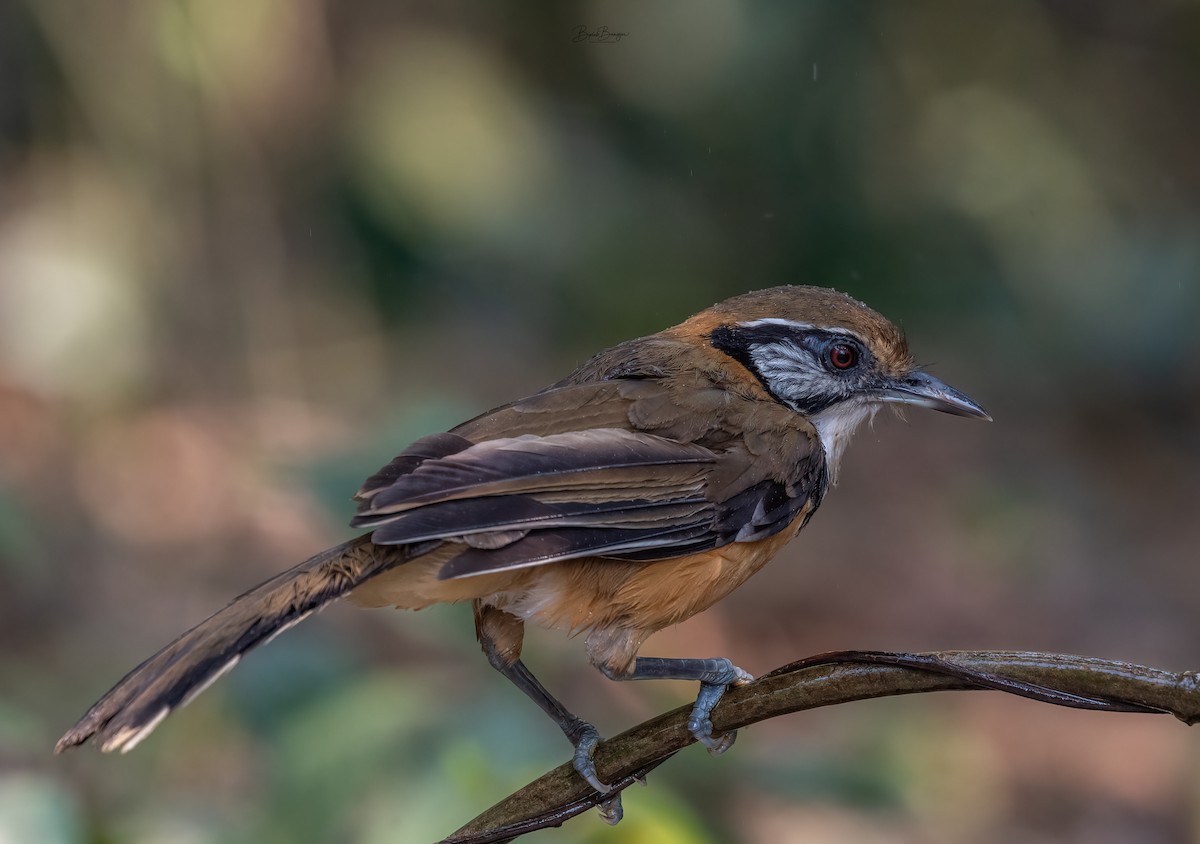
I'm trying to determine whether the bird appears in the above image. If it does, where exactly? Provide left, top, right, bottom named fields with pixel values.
left=56, top=285, right=988, bottom=820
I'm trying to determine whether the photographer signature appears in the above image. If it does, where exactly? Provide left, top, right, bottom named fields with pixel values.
left=571, top=25, right=628, bottom=44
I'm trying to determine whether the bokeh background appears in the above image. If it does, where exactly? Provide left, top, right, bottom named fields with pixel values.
left=2, top=1, right=1199, bottom=842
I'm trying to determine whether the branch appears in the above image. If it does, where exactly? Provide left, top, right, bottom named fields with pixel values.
left=441, top=650, right=1200, bottom=843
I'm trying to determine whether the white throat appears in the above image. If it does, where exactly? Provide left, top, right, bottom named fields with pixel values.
left=808, top=399, right=879, bottom=480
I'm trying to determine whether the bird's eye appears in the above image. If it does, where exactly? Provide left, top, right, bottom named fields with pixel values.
left=828, top=343, right=858, bottom=371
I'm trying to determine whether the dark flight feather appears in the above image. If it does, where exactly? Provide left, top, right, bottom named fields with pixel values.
left=438, top=522, right=714, bottom=579
left=355, top=432, right=473, bottom=499
left=353, top=429, right=715, bottom=517
left=366, top=495, right=711, bottom=546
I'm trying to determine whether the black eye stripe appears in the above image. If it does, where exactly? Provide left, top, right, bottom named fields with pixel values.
left=709, top=323, right=870, bottom=415
left=711, top=323, right=865, bottom=362
left=710, top=323, right=791, bottom=404
left=709, top=324, right=759, bottom=374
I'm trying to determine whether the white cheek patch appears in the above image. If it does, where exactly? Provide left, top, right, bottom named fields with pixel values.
left=748, top=341, right=827, bottom=411
left=733, top=320, right=878, bottom=474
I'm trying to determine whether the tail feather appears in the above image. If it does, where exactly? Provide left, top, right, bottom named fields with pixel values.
left=56, top=536, right=405, bottom=754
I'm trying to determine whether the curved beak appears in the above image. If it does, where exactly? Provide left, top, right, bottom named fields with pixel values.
left=874, top=370, right=991, bottom=421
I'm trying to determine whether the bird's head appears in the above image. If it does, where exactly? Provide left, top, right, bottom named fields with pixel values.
left=685, top=285, right=990, bottom=472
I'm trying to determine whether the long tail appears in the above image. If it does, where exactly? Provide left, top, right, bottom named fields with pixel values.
left=56, top=535, right=406, bottom=754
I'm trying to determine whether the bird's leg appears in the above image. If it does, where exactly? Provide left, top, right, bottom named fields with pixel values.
left=493, top=660, right=609, bottom=789
left=600, top=657, right=754, bottom=754
left=474, top=602, right=617, bottom=817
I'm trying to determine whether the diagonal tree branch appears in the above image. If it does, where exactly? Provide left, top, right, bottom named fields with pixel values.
left=441, top=649, right=1200, bottom=844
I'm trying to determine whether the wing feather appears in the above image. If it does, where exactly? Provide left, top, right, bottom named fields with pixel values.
left=438, top=523, right=714, bottom=579
left=365, top=495, right=710, bottom=545
left=355, top=432, right=473, bottom=500
left=352, top=380, right=827, bottom=582
left=354, top=429, right=712, bottom=517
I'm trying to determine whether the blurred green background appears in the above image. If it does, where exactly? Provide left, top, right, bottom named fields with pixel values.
left=2, top=1, right=1199, bottom=842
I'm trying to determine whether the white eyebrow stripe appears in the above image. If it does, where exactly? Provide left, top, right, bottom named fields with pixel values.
left=738, top=317, right=865, bottom=344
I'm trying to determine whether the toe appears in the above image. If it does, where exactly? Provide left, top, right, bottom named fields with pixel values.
left=704, top=729, right=737, bottom=756
left=597, top=793, right=624, bottom=825
left=688, top=712, right=737, bottom=754
left=572, top=726, right=611, bottom=793
left=689, top=714, right=738, bottom=755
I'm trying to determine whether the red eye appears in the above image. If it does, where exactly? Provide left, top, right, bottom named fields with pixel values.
left=829, top=343, right=857, bottom=370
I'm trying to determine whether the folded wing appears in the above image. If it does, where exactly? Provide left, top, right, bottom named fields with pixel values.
left=352, top=428, right=723, bottom=578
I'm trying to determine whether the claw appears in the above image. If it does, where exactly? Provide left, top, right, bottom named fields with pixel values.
left=573, top=725, right=622, bottom=823
left=571, top=722, right=611, bottom=793
left=728, top=666, right=755, bottom=687
left=597, top=793, right=623, bottom=825
left=687, top=709, right=739, bottom=754
left=704, top=728, right=738, bottom=756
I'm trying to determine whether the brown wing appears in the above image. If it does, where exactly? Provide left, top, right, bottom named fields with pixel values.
left=352, top=372, right=828, bottom=581
left=352, top=428, right=718, bottom=577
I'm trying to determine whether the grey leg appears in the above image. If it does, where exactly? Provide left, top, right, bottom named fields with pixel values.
left=487, top=658, right=623, bottom=823
left=475, top=602, right=616, bottom=810
left=601, top=656, right=754, bottom=754
left=494, top=658, right=609, bottom=792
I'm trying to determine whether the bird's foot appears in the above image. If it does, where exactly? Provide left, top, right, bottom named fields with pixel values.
left=567, top=720, right=624, bottom=823
left=568, top=719, right=610, bottom=794
left=687, top=661, right=753, bottom=755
